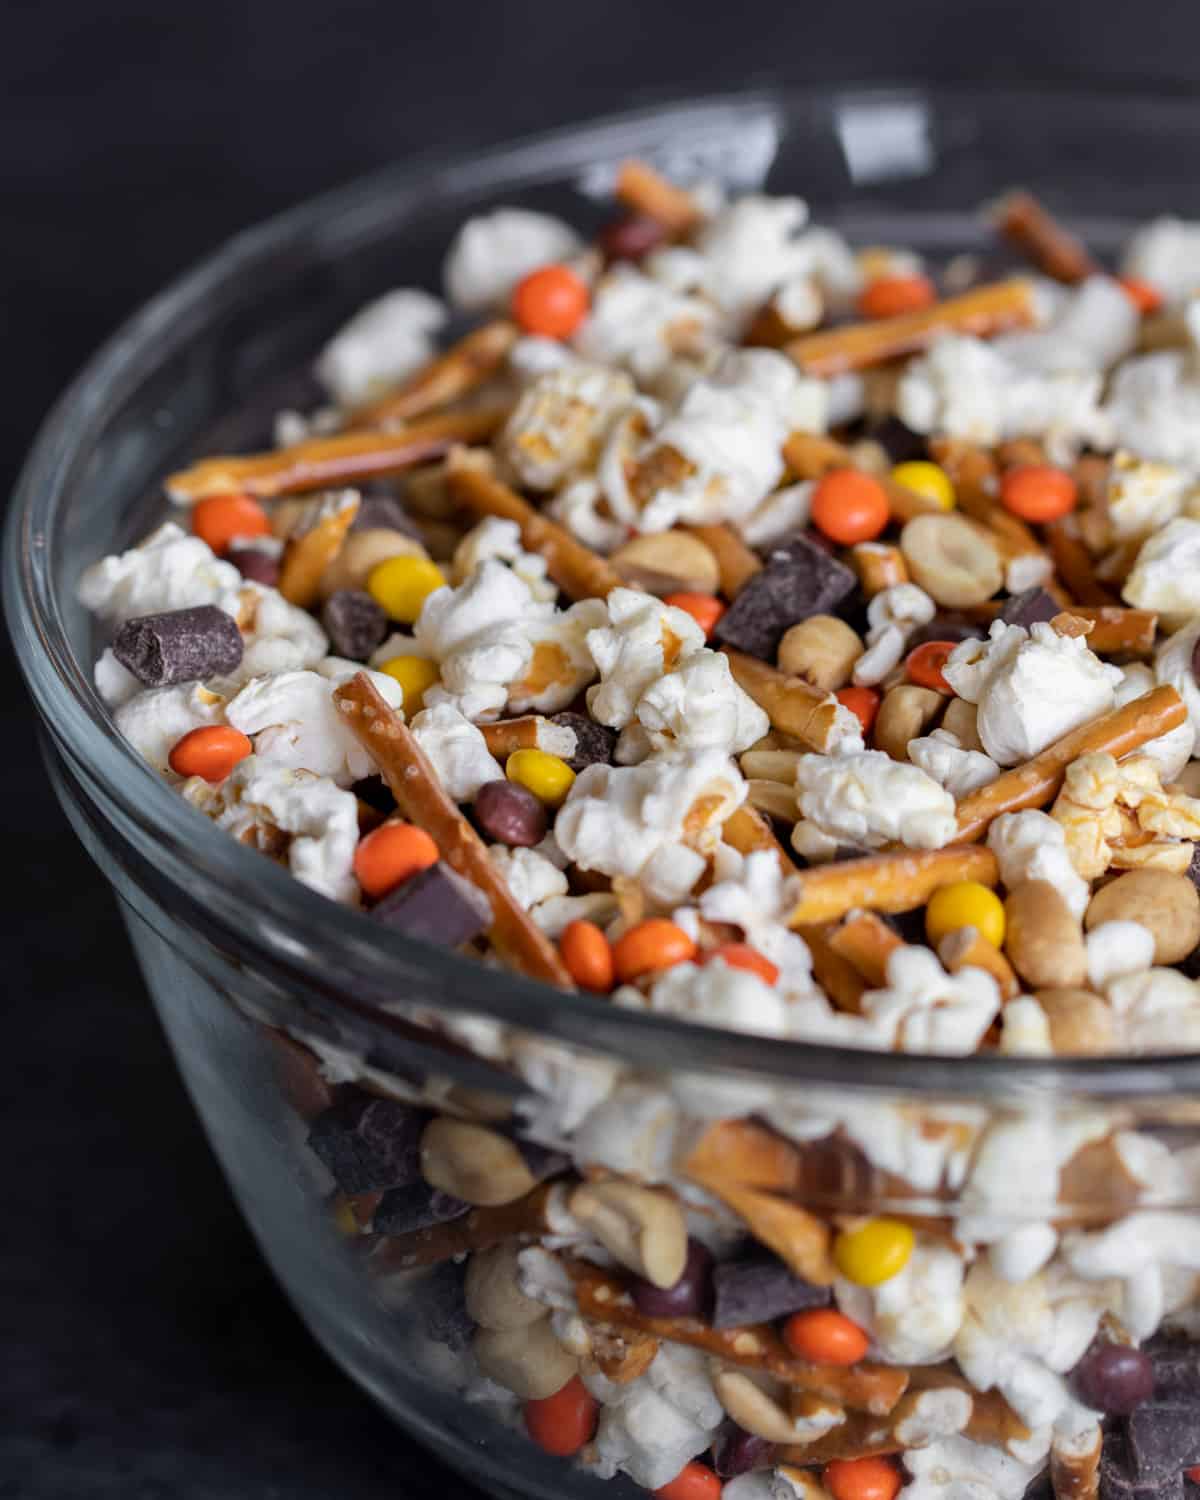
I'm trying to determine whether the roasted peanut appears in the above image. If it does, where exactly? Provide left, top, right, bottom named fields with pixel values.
left=748, top=779, right=799, bottom=823
left=1005, top=879, right=1087, bottom=989
left=610, top=530, right=720, bottom=595
left=873, top=684, right=944, bottom=761
left=420, top=1118, right=537, bottom=1206
left=1035, top=989, right=1117, bottom=1055
left=472, top=1319, right=579, bottom=1399
left=568, top=1180, right=687, bottom=1289
left=318, top=527, right=428, bottom=600
left=464, top=1242, right=546, bottom=1330
left=1084, top=869, right=1200, bottom=964
left=850, top=542, right=910, bottom=598
left=777, top=615, right=864, bottom=691
left=714, top=1369, right=803, bottom=1443
left=940, top=697, right=985, bottom=753
left=901, top=513, right=1004, bottom=607
left=739, top=749, right=803, bottom=783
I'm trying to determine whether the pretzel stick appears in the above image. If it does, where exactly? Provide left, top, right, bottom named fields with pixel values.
left=851, top=543, right=909, bottom=598
left=905, top=1365, right=1031, bottom=1445
left=278, top=495, right=359, bottom=607
left=681, top=1118, right=805, bottom=1194
left=778, top=1409, right=898, bottom=1464
left=995, top=437, right=1049, bottom=470
left=334, top=675, right=574, bottom=987
left=722, top=803, right=796, bottom=877
left=165, top=406, right=508, bottom=502
left=723, top=650, right=855, bottom=754
left=1070, top=607, right=1157, bottom=657
left=1044, top=517, right=1118, bottom=606
left=937, top=926, right=1019, bottom=1000
left=786, top=281, right=1037, bottom=378
left=783, top=433, right=942, bottom=522
left=480, top=715, right=575, bottom=759
left=445, top=448, right=624, bottom=601
left=566, top=1262, right=907, bottom=1414
left=366, top=1183, right=555, bottom=1272
left=954, top=686, right=1186, bottom=844
left=346, top=321, right=518, bottom=428
left=614, top=159, right=703, bottom=235
left=787, top=847, right=1000, bottom=928
left=828, top=910, right=905, bottom=989
left=991, top=191, right=1100, bottom=283
left=1050, top=1427, right=1103, bottom=1500
left=686, top=1171, right=834, bottom=1285
left=799, top=924, right=869, bottom=1013
left=686, top=524, right=763, bottom=596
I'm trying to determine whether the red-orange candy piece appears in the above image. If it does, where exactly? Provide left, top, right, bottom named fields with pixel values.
left=560, top=920, right=615, bottom=993
left=836, top=685, right=881, bottom=736
left=857, top=274, right=937, bottom=319
left=782, top=1307, right=870, bottom=1366
left=612, top=919, right=697, bottom=983
left=654, top=1461, right=723, bottom=1500
left=524, top=1375, right=598, bottom=1456
left=664, top=592, right=726, bottom=640
left=192, top=493, right=271, bottom=555
left=1118, top=275, right=1163, bottom=316
left=353, top=821, right=439, bottom=900
left=999, top=465, right=1078, bottom=523
left=702, top=942, right=780, bottom=986
left=825, top=1457, right=902, bottom=1500
left=168, top=725, right=253, bottom=782
left=810, top=470, right=890, bottom=545
left=512, top=264, right=590, bottom=339
left=905, top=640, right=957, bottom=693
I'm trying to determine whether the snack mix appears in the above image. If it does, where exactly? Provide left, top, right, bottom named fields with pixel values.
left=81, top=164, right=1200, bottom=1500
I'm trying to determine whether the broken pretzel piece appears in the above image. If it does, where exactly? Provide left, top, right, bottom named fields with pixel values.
left=827, top=909, right=906, bottom=990
left=787, top=847, right=1000, bottom=928
left=347, top=320, right=519, bottom=429
left=366, top=1182, right=555, bottom=1272
left=277, top=493, right=359, bottom=608
left=686, top=1172, right=834, bottom=1286
left=681, top=1117, right=806, bottom=1195
left=991, top=191, right=1100, bottom=284
left=686, top=523, right=764, bottom=597
left=614, top=159, right=704, bottom=236
left=723, top=649, right=857, bottom=754
left=480, top=715, right=576, bottom=760
left=937, top=926, right=1019, bottom=1000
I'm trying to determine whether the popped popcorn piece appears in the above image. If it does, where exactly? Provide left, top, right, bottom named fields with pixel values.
left=1124, top=516, right=1200, bottom=620
left=500, top=360, right=635, bottom=490
left=1086, top=920, right=1157, bottom=991
left=772, top=273, right=824, bottom=331
left=487, top=846, right=569, bottom=911
left=1122, top=216, right=1200, bottom=307
left=313, top=288, right=447, bottom=407
left=231, top=583, right=330, bottom=682
left=1065, top=1210, right=1200, bottom=1339
left=1051, top=751, right=1200, bottom=877
left=442, top=207, right=582, bottom=312
left=795, top=748, right=958, bottom=851
left=835, top=1238, right=966, bottom=1365
left=531, top=891, right=620, bottom=940
left=853, top=583, right=937, bottom=687
left=507, top=598, right=607, bottom=715
left=586, top=588, right=706, bottom=730
left=992, top=275, right=1137, bottom=377
left=635, top=648, right=770, bottom=756
left=114, top=681, right=229, bottom=773
left=78, top=522, right=241, bottom=616
left=1106, top=449, right=1196, bottom=541
left=408, top=702, right=503, bottom=801
left=859, top=946, right=1000, bottom=1055
left=546, top=475, right=627, bottom=553
left=908, top=729, right=1001, bottom=799
left=902, top=1434, right=1048, bottom=1500
left=1155, top=618, right=1200, bottom=746
left=1115, top=662, right=1195, bottom=782
left=1106, top=966, right=1200, bottom=1053
left=987, top=810, right=1090, bottom=920
left=943, top=621, right=1121, bottom=767
left=998, top=996, right=1053, bottom=1057
left=619, top=959, right=790, bottom=1037
left=688, top=195, right=817, bottom=323
left=573, top=264, right=720, bottom=385
left=699, top=846, right=813, bottom=987
left=1103, top=349, right=1200, bottom=473
left=569, top=1082, right=681, bottom=1181
left=452, top=515, right=556, bottom=603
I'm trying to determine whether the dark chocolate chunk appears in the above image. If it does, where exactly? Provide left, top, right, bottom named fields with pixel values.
left=1187, top=845, right=1200, bottom=894
left=1072, top=1341, right=1155, bottom=1413
left=1100, top=1433, right=1174, bottom=1500
left=908, top=614, right=988, bottom=649
left=372, top=1181, right=469, bottom=1235
left=474, top=779, right=547, bottom=847
left=350, top=775, right=396, bottom=815
left=1125, top=1404, right=1200, bottom=1483
left=551, top=711, right=618, bottom=772
left=1000, top=587, right=1061, bottom=630
left=419, top=1260, right=476, bottom=1353
left=1020, top=1469, right=1052, bottom=1500
left=370, top=863, right=491, bottom=947
left=597, top=214, right=669, bottom=263
left=631, top=1238, right=714, bottom=1319
left=307, top=1093, right=429, bottom=1194
left=713, top=1425, right=775, bottom=1479
left=711, top=1249, right=831, bottom=1329
left=321, top=589, right=389, bottom=661
left=112, top=604, right=243, bottom=687
left=226, top=544, right=281, bottom=588
left=714, top=535, right=857, bottom=660
left=353, top=490, right=421, bottom=538
left=867, top=415, right=928, bottom=465
left=1191, top=637, right=1200, bottom=686
left=1144, top=1330, right=1200, bottom=1401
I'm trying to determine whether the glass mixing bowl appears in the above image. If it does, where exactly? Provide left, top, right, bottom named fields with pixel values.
left=10, top=84, right=1200, bottom=1500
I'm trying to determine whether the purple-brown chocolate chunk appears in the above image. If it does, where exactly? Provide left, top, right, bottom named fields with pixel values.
left=597, top=214, right=668, bottom=263
left=551, top=712, right=618, bottom=772
left=1073, top=1342, right=1155, bottom=1414
left=1125, top=1405, right=1200, bottom=1482
left=321, top=589, right=389, bottom=661
left=226, top=545, right=281, bottom=587
left=714, top=535, right=857, bottom=660
left=1099, top=1437, right=1173, bottom=1500
left=370, top=863, right=492, bottom=947
left=112, top=604, right=243, bottom=687
left=372, top=1181, right=470, bottom=1235
left=1191, top=637, right=1200, bottom=685
left=354, top=491, right=421, bottom=539
left=711, top=1249, right=831, bottom=1329
left=474, top=779, right=547, bottom=847
left=307, top=1094, right=429, bottom=1194
left=631, top=1239, right=714, bottom=1319
left=713, top=1426, right=775, bottom=1479
left=908, top=614, right=988, bottom=649
left=421, top=1260, right=476, bottom=1353
left=1000, top=587, right=1061, bottom=630
left=1144, top=1331, right=1200, bottom=1401
left=867, top=415, right=927, bottom=465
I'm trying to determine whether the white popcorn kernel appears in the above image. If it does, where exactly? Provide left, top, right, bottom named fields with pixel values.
left=574, top=264, right=719, bottom=386
left=773, top=273, right=824, bottom=332
left=487, top=846, right=568, bottom=911
left=988, top=1223, right=1059, bottom=1283
left=231, top=583, right=330, bottom=682
left=739, top=480, right=814, bottom=548
left=853, top=583, right=936, bottom=687
left=1124, top=517, right=1200, bottom=621
left=443, top=207, right=581, bottom=312
left=1106, top=967, right=1200, bottom=1053
left=313, top=288, right=446, bottom=408
left=570, top=1082, right=680, bottom=1181
left=547, top=475, right=627, bottom=553
left=861, top=946, right=1000, bottom=1055
left=1005, top=552, right=1054, bottom=594
left=998, top=996, right=1053, bottom=1057
left=1065, top=1209, right=1200, bottom=1339
left=508, top=598, right=606, bottom=715
left=795, top=748, right=957, bottom=851
left=994, top=276, right=1137, bottom=377
left=78, top=522, right=242, bottom=615
left=909, top=730, right=1001, bottom=799
left=987, top=810, right=1090, bottom=920
left=902, top=1434, right=1048, bottom=1500
left=836, top=1238, right=965, bottom=1365
left=635, top=648, right=770, bottom=756
left=1086, top=920, right=1157, bottom=992
left=690, top=194, right=814, bottom=322
left=584, top=1342, right=723, bottom=1491
left=501, top=360, right=635, bottom=491
left=1106, top=449, right=1195, bottom=541
left=621, top=959, right=790, bottom=1037
left=1122, top=216, right=1200, bottom=307
left=1103, top=349, right=1200, bottom=473
left=1155, top=618, right=1200, bottom=745
left=586, top=588, right=706, bottom=730
left=451, top=515, right=557, bottom=603
left=408, top=702, right=503, bottom=801
left=114, top=681, right=229, bottom=774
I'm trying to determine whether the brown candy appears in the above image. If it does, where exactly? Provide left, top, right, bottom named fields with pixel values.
left=474, top=779, right=547, bottom=848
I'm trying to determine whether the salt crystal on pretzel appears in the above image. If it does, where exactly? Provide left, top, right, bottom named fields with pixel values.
left=277, top=492, right=359, bottom=608
left=786, top=847, right=1000, bottom=928
left=346, top=320, right=519, bottom=429
left=164, top=406, right=508, bottom=502
left=953, top=685, right=1186, bottom=844
left=682, top=1172, right=833, bottom=1286
left=991, top=191, right=1100, bottom=284
left=937, top=927, right=1019, bottom=1001
left=366, top=1182, right=555, bottom=1272
left=1044, top=517, right=1118, bottom=607
left=827, top=909, right=906, bottom=990
left=722, top=650, right=862, bottom=755
left=445, top=447, right=624, bottom=601
left=785, top=281, right=1037, bottom=378
left=686, top=523, right=764, bottom=597
left=334, top=673, right=573, bottom=988
left=783, top=433, right=943, bottom=523
left=613, top=159, right=704, bottom=236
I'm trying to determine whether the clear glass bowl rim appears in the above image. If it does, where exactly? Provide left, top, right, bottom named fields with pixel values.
left=11, top=80, right=1200, bottom=1100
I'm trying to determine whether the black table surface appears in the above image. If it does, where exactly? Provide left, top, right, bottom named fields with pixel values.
left=7, top=2, right=1200, bottom=1495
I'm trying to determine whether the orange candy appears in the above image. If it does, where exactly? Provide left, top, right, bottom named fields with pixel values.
left=857, top=274, right=937, bottom=319
left=524, top=1375, right=598, bottom=1457
left=192, top=493, right=271, bottom=555
left=353, top=821, right=439, bottom=900
left=653, top=1461, right=723, bottom=1500
left=612, top=918, right=697, bottom=983
left=836, top=685, right=881, bottom=736
left=782, top=1307, right=870, bottom=1366
left=1118, top=275, right=1163, bottom=316
left=825, top=1457, right=902, bottom=1500
left=168, top=725, right=253, bottom=782
left=664, top=592, right=726, bottom=640
left=702, top=942, right=779, bottom=986
left=810, top=470, right=890, bottom=545
left=560, top=920, right=615, bottom=993
left=999, top=464, right=1078, bottom=523
left=905, top=640, right=957, bottom=693
left=512, top=264, right=590, bottom=338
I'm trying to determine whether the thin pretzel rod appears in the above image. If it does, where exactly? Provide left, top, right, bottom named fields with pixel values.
left=277, top=495, right=359, bottom=607
left=566, top=1262, right=907, bottom=1415
left=798, top=923, right=869, bottom=1013
left=1050, top=1428, right=1103, bottom=1500
left=681, top=1118, right=806, bottom=1194
left=165, top=406, right=509, bottom=502
left=687, top=1170, right=834, bottom=1285
left=365, top=1183, right=554, bottom=1272
left=777, top=1409, right=899, bottom=1464
left=787, top=847, right=1001, bottom=928
left=828, top=909, right=905, bottom=988
left=1070, top=606, right=1157, bottom=657
left=785, top=280, right=1037, bottom=378
left=1044, top=517, right=1118, bottom=606
left=444, top=448, right=624, bottom=601
left=613, top=159, right=703, bottom=235
left=722, top=649, right=853, bottom=754
left=782, top=433, right=942, bottom=522
left=991, top=191, right=1100, bottom=283
left=345, top=320, right=519, bottom=429
left=334, top=675, right=574, bottom=988
left=723, top=803, right=796, bottom=877
left=954, top=686, right=1186, bottom=844
left=1073, top=455, right=1110, bottom=510
left=905, top=1364, right=1031, bottom=1444
left=686, top=524, right=763, bottom=596
left=479, top=716, right=568, bottom=759
left=938, top=926, right=1019, bottom=1000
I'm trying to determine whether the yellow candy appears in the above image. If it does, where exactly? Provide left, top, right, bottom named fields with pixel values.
left=366, top=555, right=446, bottom=623
left=378, top=654, right=440, bottom=711
left=834, top=1218, right=915, bottom=1287
left=891, top=460, right=955, bottom=512
left=332, top=1197, right=361, bottom=1238
left=506, top=748, right=576, bottom=807
left=925, top=880, right=1006, bottom=950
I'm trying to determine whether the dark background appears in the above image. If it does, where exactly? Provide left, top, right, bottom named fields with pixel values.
left=6, top=3, right=1200, bottom=1496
